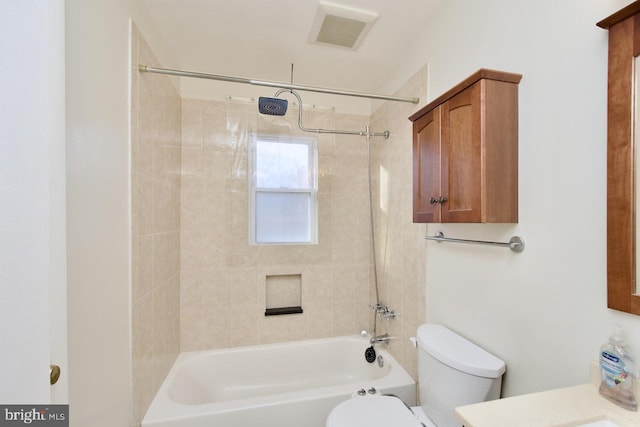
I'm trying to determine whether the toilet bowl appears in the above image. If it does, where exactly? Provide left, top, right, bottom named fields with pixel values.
left=326, top=324, right=506, bottom=427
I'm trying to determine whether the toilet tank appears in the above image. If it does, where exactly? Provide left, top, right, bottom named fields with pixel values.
left=416, top=324, right=505, bottom=427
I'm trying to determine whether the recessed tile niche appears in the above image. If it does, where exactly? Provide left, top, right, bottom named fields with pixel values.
left=265, top=274, right=303, bottom=315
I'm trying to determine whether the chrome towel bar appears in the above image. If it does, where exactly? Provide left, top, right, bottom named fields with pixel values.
left=425, top=231, right=525, bottom=253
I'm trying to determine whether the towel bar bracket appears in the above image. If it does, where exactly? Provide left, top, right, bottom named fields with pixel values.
left=425, top=231, right=525, bottom=253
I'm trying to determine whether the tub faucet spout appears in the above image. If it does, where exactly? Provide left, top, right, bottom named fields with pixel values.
left=370, top=333, right=393, bottom=345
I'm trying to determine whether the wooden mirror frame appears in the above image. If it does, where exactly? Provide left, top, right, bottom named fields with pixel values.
left=598, top=1, right=640, bottom=315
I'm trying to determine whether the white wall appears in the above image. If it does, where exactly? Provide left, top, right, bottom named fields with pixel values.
left=65, top=0, right=174, bottom=425
left=66, top=0, right=132, bottom=422
left=378, top=0, right=640, bottom=397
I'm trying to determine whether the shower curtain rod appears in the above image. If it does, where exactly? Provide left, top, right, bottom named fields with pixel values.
left=139, top=65, right=420, bottom=104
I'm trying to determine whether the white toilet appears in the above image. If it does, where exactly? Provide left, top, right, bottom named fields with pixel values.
left=326, top=324, right=506, bottom=427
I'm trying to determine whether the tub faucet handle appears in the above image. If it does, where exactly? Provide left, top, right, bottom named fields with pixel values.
left=382, top=308, right=397, bottom=320
left=370, top=303, right=397, bottom=320
left=369, top=303, right=385, bottom=313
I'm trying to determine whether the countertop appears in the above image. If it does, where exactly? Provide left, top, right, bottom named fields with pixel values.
left=455, top=363, right=640, bottom=427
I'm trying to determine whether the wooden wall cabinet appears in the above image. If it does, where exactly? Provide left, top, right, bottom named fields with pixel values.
left=409, top=69, right=522, bottom=223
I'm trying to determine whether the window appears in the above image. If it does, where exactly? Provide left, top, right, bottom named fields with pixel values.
left=249, top=134, right=318, bottom=244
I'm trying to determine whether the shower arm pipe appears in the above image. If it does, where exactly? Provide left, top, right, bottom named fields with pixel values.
left=139, top=65, right=419, bottom=105
left=277, top=89, right=390, bottom=139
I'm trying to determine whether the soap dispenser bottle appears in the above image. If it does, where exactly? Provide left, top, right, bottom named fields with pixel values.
left=599, top=325, right=638, bottom=411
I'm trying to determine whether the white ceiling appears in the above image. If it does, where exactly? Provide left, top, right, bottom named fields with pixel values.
left=142, top=0, right=442, bottom=100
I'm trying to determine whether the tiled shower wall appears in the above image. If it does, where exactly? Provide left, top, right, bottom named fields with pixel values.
left=179, top=100, right=373, bottom=350
left=131, top=24, right=182, bottom=425
left=370, top=67, right=429, bottom=380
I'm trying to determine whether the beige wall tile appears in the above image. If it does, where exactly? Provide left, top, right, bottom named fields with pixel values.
left=131, top=24, right=181, bottom=426
left=181, top=99, right=204, bottom=147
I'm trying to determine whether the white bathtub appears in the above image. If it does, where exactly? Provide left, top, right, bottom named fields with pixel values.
left=142, top=335, right=416, bottom=427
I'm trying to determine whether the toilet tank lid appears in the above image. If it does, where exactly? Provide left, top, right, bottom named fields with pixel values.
left=416, top=324, right=506, bottom=378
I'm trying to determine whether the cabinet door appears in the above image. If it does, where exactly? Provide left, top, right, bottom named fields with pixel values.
left=441, top=82, right=482, bottom=222
left=413, top=107, right=441, bottom=222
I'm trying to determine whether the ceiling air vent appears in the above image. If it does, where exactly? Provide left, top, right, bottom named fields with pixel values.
left=309, top=2, right=378, bottom=50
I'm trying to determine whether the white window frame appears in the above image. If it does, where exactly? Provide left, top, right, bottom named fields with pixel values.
left=249, top=133, right=318, bottom=245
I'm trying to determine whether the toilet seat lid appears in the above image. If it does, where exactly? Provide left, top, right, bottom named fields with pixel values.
left=326, top=396, right=423, bottom=427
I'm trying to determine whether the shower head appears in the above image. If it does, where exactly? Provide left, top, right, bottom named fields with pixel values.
left=258, top=89, right=389, bottom=138
left=258, top=96, right=288, bottom=116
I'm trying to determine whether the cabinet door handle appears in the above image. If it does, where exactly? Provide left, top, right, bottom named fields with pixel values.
left=430, top=196, right=448, bottom=204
